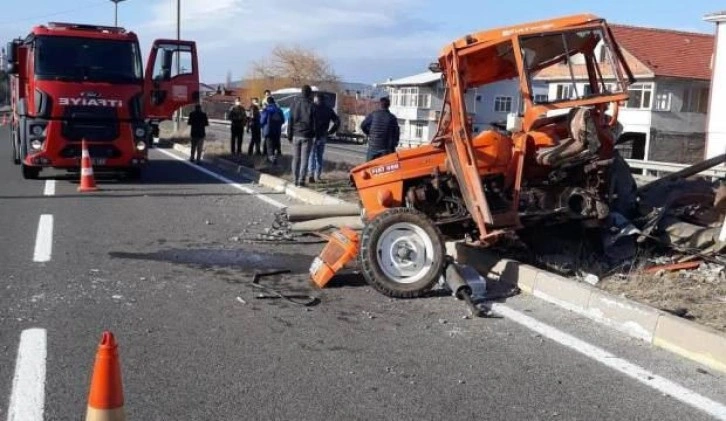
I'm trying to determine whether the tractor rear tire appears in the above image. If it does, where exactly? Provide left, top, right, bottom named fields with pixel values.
left=359, top=208, right=445, bottom=298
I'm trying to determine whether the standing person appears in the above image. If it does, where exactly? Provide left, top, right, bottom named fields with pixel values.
left=361, top=97, right=400, bottom=161
left=287, top=85, right=317, bottom=187
left=227, top=97, right=247, bottom=155
left=260, top=96, right=285, bottom=165
left=247, top=97, right=263, bottom=156
left=187, top=104, right=209, bottom=164
left=262, top=89, right=272, bottom=107
left=307, top=92, right=340, bottom=183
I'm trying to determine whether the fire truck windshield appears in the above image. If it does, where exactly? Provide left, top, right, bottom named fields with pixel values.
left=34, top=36, right=143, bottom=84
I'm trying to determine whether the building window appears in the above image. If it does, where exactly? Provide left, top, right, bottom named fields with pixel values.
left=681, top=87, right=709, bottom=113
left=534, top=94, right=549, bottom=103
left=412, top=121, right=426, bottom=139
left=654, top=92, right=671, bottom=111
left=494, top=96, right=513, bottom=113
left=391, top=87, right=432, bottom=109
left=555, top=84, right=573, bottom=100
left=624, top=83, right=653, bottom=109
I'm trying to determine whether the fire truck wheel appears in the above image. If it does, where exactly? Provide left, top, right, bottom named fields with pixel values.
left=359, top=208, right=445, bottom=298
left=125, top=167, right=142, bottom=180
left=21, top=163, right=39, bottom=180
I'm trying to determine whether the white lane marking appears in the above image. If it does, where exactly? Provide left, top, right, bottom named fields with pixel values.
left=492, top=304, right=726, bottom=420
left=156, top=148, right=286, bottom=209
left=32, top=215, right=53, bottom=263
left=6, top=328, right=47, bottom=421
left=43, top=180, right=55, bottom=196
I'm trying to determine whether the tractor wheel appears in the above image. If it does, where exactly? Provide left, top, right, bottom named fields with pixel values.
left=359, top=208, right=445, bottom=298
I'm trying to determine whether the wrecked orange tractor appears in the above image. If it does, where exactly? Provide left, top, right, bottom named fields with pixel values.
left=313, top=14, right=635, bottom=298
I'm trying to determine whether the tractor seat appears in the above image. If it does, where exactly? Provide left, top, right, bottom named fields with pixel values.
left=535, top=107, right=601, bottom=167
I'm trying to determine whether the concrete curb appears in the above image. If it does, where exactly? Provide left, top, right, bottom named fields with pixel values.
left=449, top=242, right=726, bottom=374
left=171, top=141, right=726, bottom=374
left=171, top=143, right=352, bottom=206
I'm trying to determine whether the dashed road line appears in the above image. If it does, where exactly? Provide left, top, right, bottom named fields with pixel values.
left=156, top=148, right=287, bottom=209
left=493, top=304, right=726, bottom=420
left=32, top=215, right=53, bottom=263
left=43, top=180, right=55, bottom=196
left=6, top=328, right=47, bottom=421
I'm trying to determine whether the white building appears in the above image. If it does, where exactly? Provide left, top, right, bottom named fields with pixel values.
left=705, top=11, right=726, bottom=160
left=535, top=24, right=714, bottom=164
left=380, top=72, right=538, bottom=147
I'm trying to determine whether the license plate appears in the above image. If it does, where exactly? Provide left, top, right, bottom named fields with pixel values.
left=309, top=257, right=324, bottom=276
left=92, top=158, right=106, bottom=165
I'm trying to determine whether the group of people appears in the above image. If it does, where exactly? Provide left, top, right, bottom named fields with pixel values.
left=185, top=85, right=401, bottom=184
left=226, top=90, right=284, bottom=162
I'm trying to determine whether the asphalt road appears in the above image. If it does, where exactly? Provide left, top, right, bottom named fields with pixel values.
left=1, top=127, right=726, bottom=420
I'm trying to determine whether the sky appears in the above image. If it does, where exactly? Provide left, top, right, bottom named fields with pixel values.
left=0, top=0, right=721, bottom=85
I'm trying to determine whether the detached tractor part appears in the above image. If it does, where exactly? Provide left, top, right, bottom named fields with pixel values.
left=309, top=227, right=360, bottom=288
left=359, top=208, right=445, bottom=298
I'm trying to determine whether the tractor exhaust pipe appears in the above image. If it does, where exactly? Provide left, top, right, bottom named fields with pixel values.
left=444, top=262, right=484, bottom=317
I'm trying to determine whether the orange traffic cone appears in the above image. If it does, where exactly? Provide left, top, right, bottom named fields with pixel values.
left=86, top=331, right=126, bottom=421
left=78, top=139, right=99, bottom=192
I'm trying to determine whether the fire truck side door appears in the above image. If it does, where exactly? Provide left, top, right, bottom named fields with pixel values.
left=144, top=39, right=199, bottom=120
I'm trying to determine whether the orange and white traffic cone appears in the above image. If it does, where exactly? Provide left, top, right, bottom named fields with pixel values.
left=78, top=139, right=99, bottom=192
left=85, top=331, right=126, bottom=421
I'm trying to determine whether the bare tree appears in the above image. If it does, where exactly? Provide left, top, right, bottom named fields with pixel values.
left=246, top=45, right=340, bottom=97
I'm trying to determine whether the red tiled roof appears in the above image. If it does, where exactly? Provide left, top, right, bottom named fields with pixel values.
left=610, top=24, right=714, bottom=80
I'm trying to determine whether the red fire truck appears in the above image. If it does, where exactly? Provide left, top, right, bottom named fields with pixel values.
left=6, top=22, right=199, bottom=179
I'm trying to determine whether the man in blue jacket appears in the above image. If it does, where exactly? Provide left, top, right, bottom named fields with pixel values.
left=361, top=97, right=400, bottom=161
left=286, top=85, right=317, bottom=186
left=307, top=92, right=340, bottom=183
left=260, top=96, right=285, bottom=164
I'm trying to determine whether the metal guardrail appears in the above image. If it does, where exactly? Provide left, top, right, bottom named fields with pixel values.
left=625, top=159, right=726, bottom=178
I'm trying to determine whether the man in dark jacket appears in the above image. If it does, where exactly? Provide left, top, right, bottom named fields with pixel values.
left=260, top=96, right=285, bottom=164
left=247, top=98, right=262, bottom=156
left=361, top=97, right=400, bottom=160
left=227, top=97, right=247, bottom=155
left=286, top=85, right=317, bottom=186
left=307, top=92, right=340, bottom=183
left=187, top=104, right=209, bottom=163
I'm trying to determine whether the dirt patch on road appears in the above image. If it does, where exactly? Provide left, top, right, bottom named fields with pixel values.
left=498, top=225, right=726, bottom=333
left=599, top=262, right=726, bottom=333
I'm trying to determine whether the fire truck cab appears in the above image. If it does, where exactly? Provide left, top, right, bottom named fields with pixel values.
left=6, top=22, right=199, bottom=179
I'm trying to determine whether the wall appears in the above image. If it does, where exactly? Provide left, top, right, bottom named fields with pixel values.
left=650, top=78, right=709, bottom=133
left=706, top=18, right=726, bottom=159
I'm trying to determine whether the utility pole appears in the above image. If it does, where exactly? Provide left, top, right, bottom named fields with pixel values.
left=110, top=0, right=126, bottom=27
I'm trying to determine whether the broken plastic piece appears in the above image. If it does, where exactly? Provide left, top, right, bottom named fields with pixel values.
left=644, top=261, right=702, bottom=274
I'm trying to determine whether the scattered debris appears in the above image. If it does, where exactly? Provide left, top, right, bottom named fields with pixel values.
left=583, top=274, right=600, bottom=286
left=644, top=261, right=702, bottom=274
left=236, top=296, right=247, bottom=305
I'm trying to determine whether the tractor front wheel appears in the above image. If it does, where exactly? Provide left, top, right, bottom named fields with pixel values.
left=359, top=208, right=445, bottom=298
